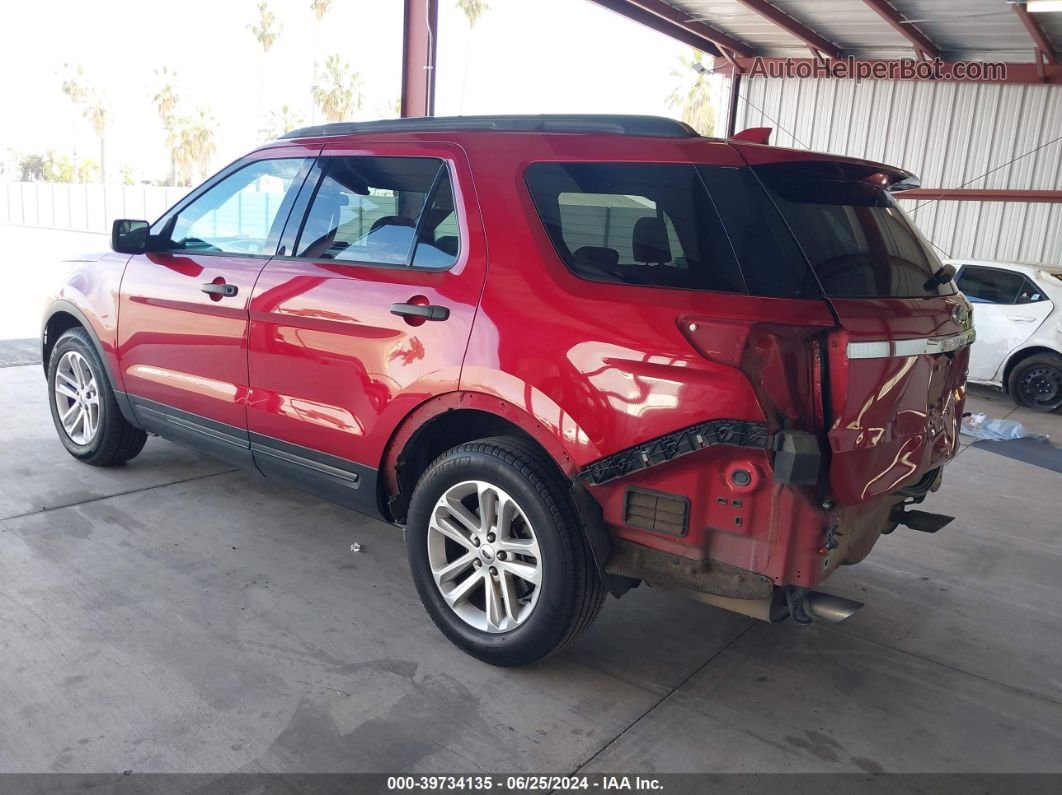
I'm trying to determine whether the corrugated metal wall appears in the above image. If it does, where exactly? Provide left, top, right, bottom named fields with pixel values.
left=734, top=78, right=1062, bottom=264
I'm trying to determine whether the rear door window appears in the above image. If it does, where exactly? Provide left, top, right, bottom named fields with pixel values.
left=524, top=162, right=746, bottom=294
left=293, top=156, right=459, bottom=269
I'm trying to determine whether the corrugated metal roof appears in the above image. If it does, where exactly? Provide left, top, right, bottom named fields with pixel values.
left=665, top=0, right=1059, bottom=61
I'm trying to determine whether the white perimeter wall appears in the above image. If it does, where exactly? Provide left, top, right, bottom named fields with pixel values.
left=0, top=182, right=189, bottom=234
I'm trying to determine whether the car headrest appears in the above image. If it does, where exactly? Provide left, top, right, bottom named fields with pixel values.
left=633, top=216, right=671, bottom=264
left=370, top=215, right=416, bottom=234
left=434, top=235, right=459, bottom=256
left=573, top=246, right=620, bottom=269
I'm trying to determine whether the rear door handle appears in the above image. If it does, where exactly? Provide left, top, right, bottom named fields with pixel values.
left=390, top=302, right=450, bottom=321
left=201, top=282, right=239, bottom=298
left=1006, top=315, right=1037, bottom=322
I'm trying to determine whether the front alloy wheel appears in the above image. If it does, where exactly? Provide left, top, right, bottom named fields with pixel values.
left=47, top=327, right=147, bottom=465
left=53, top=350, right=101, bottom=445
left=428, top=480, right=543, bottom=633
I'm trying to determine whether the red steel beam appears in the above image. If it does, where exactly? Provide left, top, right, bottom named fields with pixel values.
left=587, top=0, right=755, bottom=58
left=717, top=56, right=1062, bottom=85
left=732, top=0, right=843, bottom=59
left=896, top=189, right=1062, bottom=203
left=861, top=0, right=940, bottom=60
left=1013, top=3, right=1058, bottom=65
left=401, top=0, right=438, bottom=118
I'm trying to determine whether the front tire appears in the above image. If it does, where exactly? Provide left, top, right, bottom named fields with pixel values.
left=406, top=436, right=606, bottom=666
left=1008, top=353, right=1062, bottom=412
left=47, top=327, right=147, bottom=465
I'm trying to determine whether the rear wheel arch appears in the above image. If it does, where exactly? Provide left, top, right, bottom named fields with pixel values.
left=380, top=393, right=623, bottom=593
left=381, top=394, right=580, bottom=523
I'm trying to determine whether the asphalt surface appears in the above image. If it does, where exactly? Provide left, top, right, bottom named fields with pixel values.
left=2, top=357, right=1061, bottom=775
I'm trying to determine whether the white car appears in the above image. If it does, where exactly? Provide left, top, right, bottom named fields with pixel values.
left=949, top=259, right=1062, bottom=411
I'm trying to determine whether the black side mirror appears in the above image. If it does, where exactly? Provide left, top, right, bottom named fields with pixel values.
left=111, top=219, right=150, bottom=254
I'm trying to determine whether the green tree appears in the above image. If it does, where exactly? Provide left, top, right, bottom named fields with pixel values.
left=260, top=104, right=304, bottom=140
left=152, top=67, right=181, bottom=184
left=249, top=1, right=281, bottom=52
left=18, top=153, right=46, bottom=182
left=170, top=111, right=217, bottom=185
left=311, top=54, right=362, bottom=122
left=42, top=150, right=75, bottom=182
left=667, top=50, right=716, bottom=136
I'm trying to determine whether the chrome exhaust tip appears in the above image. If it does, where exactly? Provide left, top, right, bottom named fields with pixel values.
left=803, top=590, right=863, bottom=624
left=672, top=586, right=862, bottom=625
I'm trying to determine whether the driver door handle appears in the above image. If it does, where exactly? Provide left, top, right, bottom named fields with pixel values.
left=201, top=282, right=239, bottom=298
left=1006, top=315, right=1036, bottom=322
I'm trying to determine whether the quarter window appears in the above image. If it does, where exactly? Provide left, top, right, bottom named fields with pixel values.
left=524, top=162, right=746, bottom=294
left=295, top=156, right=459, bottom=268
left=166, top=158, right=306, bottom=255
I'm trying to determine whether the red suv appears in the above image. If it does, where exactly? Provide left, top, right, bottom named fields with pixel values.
left=43, top=115, right=972, bottom=665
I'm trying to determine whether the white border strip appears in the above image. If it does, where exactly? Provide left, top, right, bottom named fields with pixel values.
left=846, top=329, right=976, bottom=360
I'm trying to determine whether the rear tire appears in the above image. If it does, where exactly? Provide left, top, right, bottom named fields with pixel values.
left=1007, top=353, right=1062, bottom=412
left=47, top=327, right=147, bottom=465
left=406, top=435, right=606, bottom=666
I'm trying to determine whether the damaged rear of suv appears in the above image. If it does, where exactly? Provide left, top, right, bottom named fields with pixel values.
left=45, top=115, right=971, bottom=667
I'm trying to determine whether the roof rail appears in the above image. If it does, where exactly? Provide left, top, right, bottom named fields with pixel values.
left=280, top=114, right=699, bottom=140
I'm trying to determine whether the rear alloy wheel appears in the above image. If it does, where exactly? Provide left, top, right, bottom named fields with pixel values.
left=406, top=436, right=606, bottom=666
left=427, top=479, right=543, bottom=634
left=1008, top=353, right=1062, bottom=412
left=47, top=328, right=148, bottom=465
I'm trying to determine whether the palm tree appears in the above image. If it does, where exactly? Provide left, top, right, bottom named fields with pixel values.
left=60, top=64, right=87, bottom=182
left=61, top=64, right=108, bottom=182
left=309, top=0, right=334, bottom=124
left=456, top=1, right=489, bottom=112
left=311, top=54, right=363, bottom=122
left=667, top=50, right=716, bottom=136
left=152, top=67, right=180, bottom=184
left=457, top=0, right=489, bottom=27
left=170, top=111, right=217, bottom=185
left=248, top=1, right=280, bottom=52
left=260, top=104, right=304, bottom=140
left=83, top=95, right=108, bottom=184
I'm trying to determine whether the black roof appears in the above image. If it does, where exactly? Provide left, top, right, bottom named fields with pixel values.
left=280, top=114, right=699, bottom=140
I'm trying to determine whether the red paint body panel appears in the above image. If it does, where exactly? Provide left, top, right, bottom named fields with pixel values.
left=118, top=251, right=265, bottom=429
left=46, top=252, right=130, bottom=384
left=47, top=124, right=971, bottom=598
left=246, top=141, right=486, bottom=466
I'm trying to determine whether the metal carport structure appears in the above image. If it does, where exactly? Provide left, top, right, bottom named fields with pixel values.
left=399, top=1, right=1062, bottom=261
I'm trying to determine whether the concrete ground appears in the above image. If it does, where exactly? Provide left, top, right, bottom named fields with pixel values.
left=2, top=224, right=1062, bottom=774
left=2, top=359, right=1061, bottom=775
